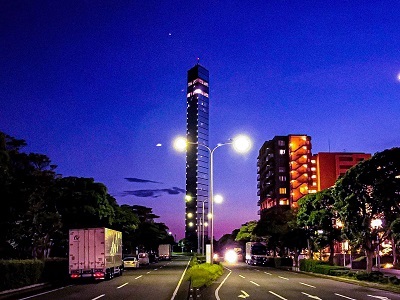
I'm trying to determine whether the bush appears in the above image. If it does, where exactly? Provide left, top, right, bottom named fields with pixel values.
left=0, top=260, right=44, bottom=291
left=0, top=258, right=69, bottom=292
left=42, top=258, right=69, bottom=282
left=185, top=262, right=223, bottom=288
left=299, top=259, right=329, bottom=272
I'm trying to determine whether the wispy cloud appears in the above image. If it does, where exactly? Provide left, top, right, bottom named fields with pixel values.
left=124, top=177, right=163, bottom=184
left=122, top=187, right=185, bottom=198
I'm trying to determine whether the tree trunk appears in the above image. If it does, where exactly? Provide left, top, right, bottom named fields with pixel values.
left=365, top=249, right=375, bottom=273
left=393, top=236, right=398, bottom=266
left=329, top=241, right=335, bottom=265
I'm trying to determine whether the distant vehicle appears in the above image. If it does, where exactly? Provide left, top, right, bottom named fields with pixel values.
left=158, top=244, right=172, bottom=260
left=123, top=257, right=139, bottom=269
left=245, top=242, right=268, bottom=266
left=149, top=253, right=158, bottom=263
left=69, top=228, right=123, bottom=280
left=138, top=252, right=150, bottom=265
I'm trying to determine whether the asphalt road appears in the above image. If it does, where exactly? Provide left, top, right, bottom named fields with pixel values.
left=205, top=262, right=400, bottom=300
left=6, top=256, right=192, bottom=300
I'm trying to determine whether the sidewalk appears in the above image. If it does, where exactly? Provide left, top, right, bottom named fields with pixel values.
left=373, top=267, right=400, bottom=279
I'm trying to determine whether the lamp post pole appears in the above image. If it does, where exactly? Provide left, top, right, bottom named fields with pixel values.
left=174, top=135, right=252, bottom=265
left=202, top=200, right=205, bottom=256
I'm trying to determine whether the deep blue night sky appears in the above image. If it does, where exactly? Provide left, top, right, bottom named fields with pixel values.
left=1, top=0, right=399, bottom=240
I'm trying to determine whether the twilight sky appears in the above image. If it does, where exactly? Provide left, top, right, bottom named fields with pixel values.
left=1, top=0, right=399, bottom=240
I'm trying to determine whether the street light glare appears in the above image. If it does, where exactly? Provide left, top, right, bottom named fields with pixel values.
left=214, top=194, right=223, bottom=204
left=173, top=136, right=187, bottom=152
left=232, top=135, right=252, bottom=153
left=371, top=219, right=382, bottom=228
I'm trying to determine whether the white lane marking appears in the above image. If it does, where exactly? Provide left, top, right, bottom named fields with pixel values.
left=264, top=272, right=272, bottom=275
left=239, top=275, right=246, bottom=278
left=269, top=291, right=288, bottom=300
left=117, top=282, right=129, bottom=289
left=301, top=292, right=322, bottom=299
left=18, top=286, right=73, bottom=300
left=250, top=280, right=260, bottom=286
left=225, top=267, right=232, bottom=271
left=170, top=259, right=191, bottom=300
left=135, top=275, right=143, bottom=279
left=255, top=269, right=260, bottom=271
left=335, top=294, right=356, bottom=300
left=278, top=276, right=289, bottom=280
left=367, top=296, right=391, bottom=300
left=215, top=267, right=232, bottom=300
left=147, top=271, right=151, bottom=274
left=154, top=268, right=158, bottom=270
left=238, top=290, right=250, bottom=298
left=299, top=282, right=316, bottom=288
left=92, top=295, right=105, bottom=300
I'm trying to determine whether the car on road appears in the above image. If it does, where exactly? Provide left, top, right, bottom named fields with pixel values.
left=138, top=252, right=150, bottom=265
left=123, top=256, right=140, bottom=269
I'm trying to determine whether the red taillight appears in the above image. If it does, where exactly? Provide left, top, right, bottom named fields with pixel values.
left=94, top=272, right=104, bottom=279
left=70, top=274, right=80, bottom=278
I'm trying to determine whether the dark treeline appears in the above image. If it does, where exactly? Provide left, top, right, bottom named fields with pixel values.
left=0, top=131, right=173, bottom=259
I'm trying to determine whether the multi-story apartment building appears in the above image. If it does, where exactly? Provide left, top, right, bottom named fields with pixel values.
left=257, top=135, right=313, bottom=218
left=311, top=152, right=371, bottom=191
left=185, top=63, right=209, bottom=251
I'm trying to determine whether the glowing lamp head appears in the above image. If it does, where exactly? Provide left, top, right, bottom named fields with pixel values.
left=371, top=219, right=382, bottom=228
left=214, top=194, right=223, bottom=204
left=232, top=135, right=252, bottom=153
left=173, top=136, right=187, bottom=152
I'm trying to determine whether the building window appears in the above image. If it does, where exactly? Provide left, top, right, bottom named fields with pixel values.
left=279, top=167, right=286, bottom=173
left=279, top=188, right=286, bottom=194
left=279, top=149, right=285, bottom=155
left=279, top=176, right=286, bottom=181
left=339, top=156, right=353, bottom=161
left=278, top=140, right=285, bottom=146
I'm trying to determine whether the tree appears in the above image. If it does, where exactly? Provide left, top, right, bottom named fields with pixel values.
left=235, top=221, right=258, bottom=242
left=0, top=132, right=62, bottom=258
left=55, top=176, right=116, bottom=230
left=333, top=148, right=400, bottom=272
left=254, top=207, right=296, bottom=257
left=297, top=189, right=343, bottom=264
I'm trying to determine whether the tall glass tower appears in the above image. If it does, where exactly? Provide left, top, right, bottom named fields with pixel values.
left=185, top=63, right=209, bottom=252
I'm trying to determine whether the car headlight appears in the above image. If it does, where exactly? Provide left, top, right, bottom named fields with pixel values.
left=225, top=250, right=238, bottom=264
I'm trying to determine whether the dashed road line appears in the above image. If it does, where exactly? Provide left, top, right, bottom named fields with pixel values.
left=278, top=276, right=289, bottom=280
left=250, top=280, right=260, bottom=286
left=269, top=291, right=288, bottom=300
left=117, top=282, right=129, bottom=289
left=135, top=275, right=143, bottom=279
left=239, top=275, right=246, bottom=278
left=92, top=295, right=105, bottom=300
left=301, top=292, right=322, bottom=299
left=335, top=294, right=356, bottom=300
left=264, top=272, right=272, bottom=275
left=299, top=282, right=316, bottom=288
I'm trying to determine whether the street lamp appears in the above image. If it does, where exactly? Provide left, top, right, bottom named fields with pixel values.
left=174, top=135, right=252, bottom=264
left=371, top=218, right=383, bottom=270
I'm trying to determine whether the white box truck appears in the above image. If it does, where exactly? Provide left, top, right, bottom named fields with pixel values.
left=245, top=242, right=268, bottom=266
left=158, top=244, right=172, bottom=260
left=69, top=228, right=123, bottom=280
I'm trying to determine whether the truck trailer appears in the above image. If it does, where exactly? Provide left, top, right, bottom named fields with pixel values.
left=69, top=228, right=123, bottom=280
left=245, top=242, right=268, bottom=266
left=158, top=244, right=172, bottom=260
